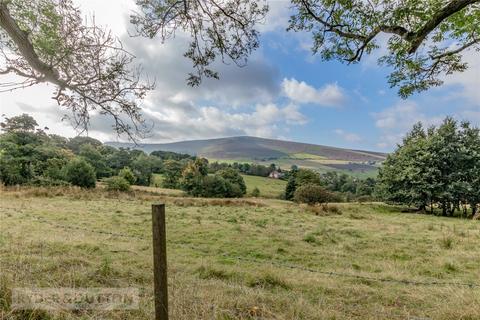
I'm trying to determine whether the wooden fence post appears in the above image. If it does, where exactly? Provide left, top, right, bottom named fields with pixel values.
left=152, top=204, right=168, bottom=320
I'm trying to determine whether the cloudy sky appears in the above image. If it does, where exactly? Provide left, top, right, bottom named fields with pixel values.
left=1, top=0, right=479, bottom=151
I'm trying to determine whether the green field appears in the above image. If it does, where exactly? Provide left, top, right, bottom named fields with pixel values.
left=241, top=174, right=286, bottom=198
left=151, top=174, right=286, bottom=199
left=1, top=186, right=479, bottom=320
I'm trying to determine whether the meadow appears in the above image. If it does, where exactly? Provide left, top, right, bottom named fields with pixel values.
left=1, top=186, right=479, bottom=320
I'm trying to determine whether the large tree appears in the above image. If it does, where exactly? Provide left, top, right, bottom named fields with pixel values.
left=378, top=117, right=480, bottom=217
left=0, top=0, right=154, bottom=139
left=133, top=0, right=480, bottom=97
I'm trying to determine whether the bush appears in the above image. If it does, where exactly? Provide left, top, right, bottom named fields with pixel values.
left=63, top=158, right=96, bottom=188
left=29, top=176, right=71, bottom=187
left=104, top=176, right=131, bottom=191
left=251, top=187, right=260, bottom=197
left=199, top=175, right=230, bottom=198
left=217, top=168, right=246, bottom=196
left=293, top=184, right=337, bottom=205
left=118, top=167, right=136, bottom=185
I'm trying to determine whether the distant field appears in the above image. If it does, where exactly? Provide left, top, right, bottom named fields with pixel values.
left=241, top=174, right=286, bottom=198
left=1, top=187, right=479, bottom=320
left=151, top=174, right=286, bottom=199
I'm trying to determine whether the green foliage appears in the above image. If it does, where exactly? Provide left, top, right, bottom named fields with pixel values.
left=79, top=144, right=111, bottom=178
left=0, top=113, right=38, bottom=133
left=251, top=186, right=260, bottom=197
left=28, top=176, right=71, bottom=187
left=285, top=168, right=320, bottom=201
left=0, top=115, right=197, bottom=189
left=200, top=175, right=230, bottom=198
left=378, top=118, right=480, bottom=217
left=130, top=154, right=161, bottom=186
left=295, top=169, right=321, bottom=186
left=118, top=167, right=136, bottom=185
left=217, top=167, right=247, bottom=196
left=180, top=158, right=208, bottom=196
left=162, top=159, right=185, bottom=189
left=63, top=158, right=96, bottom=188
left=104, top=176, right=131, bottom=192
left=293, top=184, right=338, bottom=205
left=66, top=136, right=103, bottom=154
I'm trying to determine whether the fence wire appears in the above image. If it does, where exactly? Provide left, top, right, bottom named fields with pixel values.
left=13, top=213, right=480, bottom=289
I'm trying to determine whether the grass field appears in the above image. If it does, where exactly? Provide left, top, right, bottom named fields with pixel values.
left=1, top=186, right=479, bottom=320
left=241, top=175, right=286, bottom=198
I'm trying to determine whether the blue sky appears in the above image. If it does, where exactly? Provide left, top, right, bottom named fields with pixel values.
left=1, top=0, right=479, bottom=152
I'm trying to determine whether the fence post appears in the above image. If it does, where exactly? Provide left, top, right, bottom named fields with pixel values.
left=152, top=204, right=168, bottom=320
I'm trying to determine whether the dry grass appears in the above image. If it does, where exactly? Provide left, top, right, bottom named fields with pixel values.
left=0, top=187, right=479, bottom=320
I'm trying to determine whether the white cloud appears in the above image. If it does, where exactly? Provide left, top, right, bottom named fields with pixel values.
left=281, top=78, right=346, bottom=106
left=372, top=101, right=444, bottom=149
left=444, top=49, right=480, bottom=107
left=135, top=102, right=307, bottom=142
left=334, top=129, right=362, bottom=143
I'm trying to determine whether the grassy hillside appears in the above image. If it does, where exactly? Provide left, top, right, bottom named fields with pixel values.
left=108, top=136, right=386, bottom=177
left=241, top=175, right=286, bottom=198
left=1, top=187, right=479, bottom=320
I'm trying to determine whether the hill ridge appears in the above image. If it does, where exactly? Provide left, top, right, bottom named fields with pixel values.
left=106, top=136, right=385, bottom=176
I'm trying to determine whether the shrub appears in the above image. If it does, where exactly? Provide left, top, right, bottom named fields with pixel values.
left=200, top=175, right=229, bottom=198
left=63, top=158, right=96, bottom=188
left=118, top=167, right=136, bottom=185
left=357, top=195, right=373, bottom=203
left=29, top=176, right=71, bottom=187
left=104, top=176, right=131, bottom=192
left=294, top=184, right=337, bottom=205
left=251, top=187, right=260, bottom=197
left=217, top=168, right=247, bottom=196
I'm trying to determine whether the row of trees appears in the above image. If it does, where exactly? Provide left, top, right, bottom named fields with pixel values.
left=209, top=161, right=279, bottom=178
left=0, top=114, right=164, bottom=188
left=0, top=114, right=248, bottom=198
left=378, top=118, right=480, bottom=217
left=285, top=168, right=377, bottom=202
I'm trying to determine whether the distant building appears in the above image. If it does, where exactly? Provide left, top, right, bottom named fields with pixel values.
left=268, top=170, right=284, bottom=179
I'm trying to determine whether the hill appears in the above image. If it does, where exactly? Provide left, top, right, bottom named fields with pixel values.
left=107, top=136, right=386, bottom=176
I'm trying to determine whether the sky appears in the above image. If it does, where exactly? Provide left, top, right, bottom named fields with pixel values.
left=1, top=0, right=479, bottom=152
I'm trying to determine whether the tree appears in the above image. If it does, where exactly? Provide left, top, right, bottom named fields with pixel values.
left=133, top=0, right=480, bottom=96
left=217, top=167, right=247, bottom=196
left=62, top=158, right=96, bottom=188
left=66, top=136, right=102, bottom=154
left=378, top=117, right=480, bottom=218
left=0, top=113, right=38, bottom=132
left=162, top=159, right=184, bottom=189
left=104, top=176, right=131, bottom=192
left=79, top=143, right=111, bottom=178
left=180, top=158, right=208, bottom=196
left=118, top=167, right=136, bottom=185
left=293, top=184, right=337, bottom=205
left=285, top=175, right=297, bottom=201
left=130, top=154, right=160, bottom=186
left=0, top=0, right=153, bottom=139
left=295, top=168, right=321, bottom=186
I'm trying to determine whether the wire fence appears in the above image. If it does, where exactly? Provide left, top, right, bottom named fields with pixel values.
left=10, top=213, right=480, bottom=289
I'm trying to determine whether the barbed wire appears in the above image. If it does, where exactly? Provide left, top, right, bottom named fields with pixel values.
left=13, top=214, right=480, bottom=289
left=17, top=214, right=148, bottom=240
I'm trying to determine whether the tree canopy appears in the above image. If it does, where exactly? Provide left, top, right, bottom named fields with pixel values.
left=377, top=117, right=480, bottom=217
